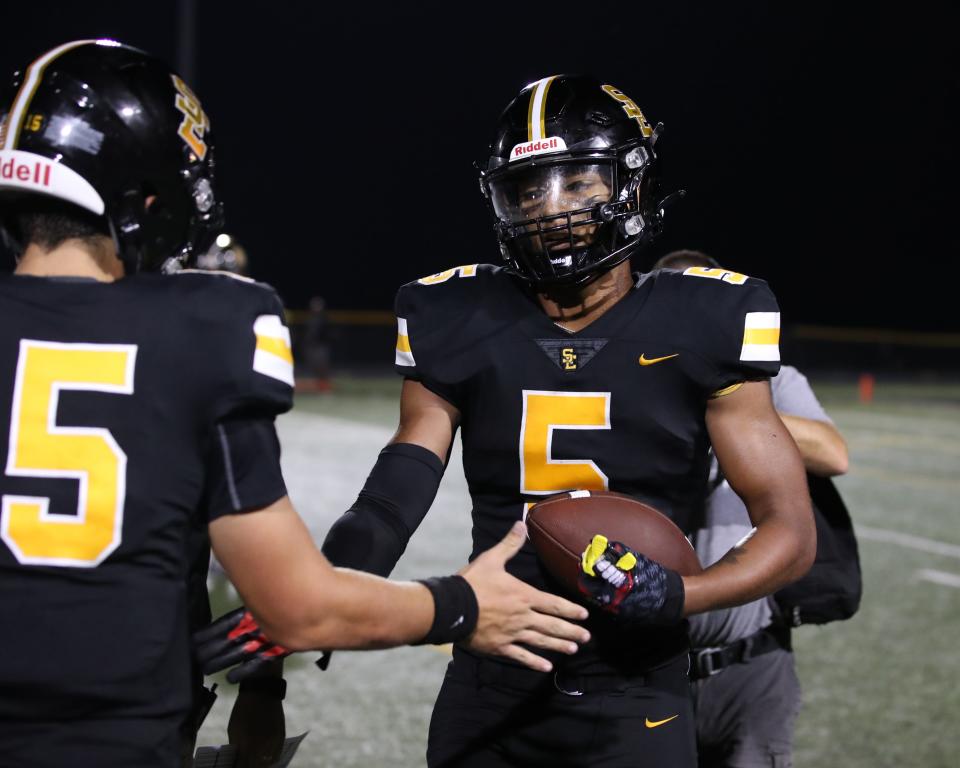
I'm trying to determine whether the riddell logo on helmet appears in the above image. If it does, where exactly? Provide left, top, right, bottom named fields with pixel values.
left=0, top=149, right=106, bottom=215
left=510, top=136, right=568, bottom=161
left=0, top=156, right=52, bottom=187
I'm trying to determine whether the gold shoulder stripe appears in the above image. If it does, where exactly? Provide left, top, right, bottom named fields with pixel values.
left=395, top=317, right=415, bottom=367
left=256, top=335, right=293, bottom=364
left=740, top=311, right=781, bottom=362
left=252, top=314, right=294, bottom=386
left=743, top=327, right=780, bottom=346
left=710, top=382, right=744, bottom=398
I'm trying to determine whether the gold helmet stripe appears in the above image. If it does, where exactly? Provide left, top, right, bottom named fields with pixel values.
left=0, top=39, right=104, bottom=150
left=526, top=75, right=558, bottom=142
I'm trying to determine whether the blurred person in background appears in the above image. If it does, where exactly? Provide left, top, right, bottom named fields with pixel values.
left=295, top=295, right=332, bottom=392
left=654, top=250, right=850, bottom=768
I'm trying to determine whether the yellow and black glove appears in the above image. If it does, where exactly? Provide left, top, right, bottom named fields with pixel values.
left=578, top=535, right=685, bottom=625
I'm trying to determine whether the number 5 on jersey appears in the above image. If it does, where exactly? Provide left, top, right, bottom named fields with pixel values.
left=2, top=341, right=136, bottom=567
left=520, top=390, right=610, bottom=496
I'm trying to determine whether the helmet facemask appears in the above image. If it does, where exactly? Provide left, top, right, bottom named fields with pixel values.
left=485, top=148, right=654, bottom=288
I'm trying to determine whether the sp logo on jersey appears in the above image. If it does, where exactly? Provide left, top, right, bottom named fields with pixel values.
left=536, top=339, right=608, bottom=372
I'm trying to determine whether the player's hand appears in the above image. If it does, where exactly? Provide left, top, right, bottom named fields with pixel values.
left=578, top=534, right=685, bottom=625
left=459, top=521, right=591, bottom=672
left=193, top=607, right=291, bottom=683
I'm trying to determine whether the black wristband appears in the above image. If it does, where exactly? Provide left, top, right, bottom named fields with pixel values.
left=238, top=676, right=287, bottom=700
left=414, top=575, right=479, bottom=645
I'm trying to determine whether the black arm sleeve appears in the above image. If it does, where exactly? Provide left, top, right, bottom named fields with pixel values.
left=321, top=442, right=445, bottom=577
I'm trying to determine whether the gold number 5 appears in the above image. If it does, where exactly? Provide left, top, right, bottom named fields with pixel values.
left=2, top=341, right=136, bottom=567
left=519, top=390, right=610, bottom=496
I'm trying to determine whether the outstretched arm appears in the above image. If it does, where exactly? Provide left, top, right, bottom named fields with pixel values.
left=320, top=379, right=460, bottom=574
left=211, top=496, right=432, bottom=650
left=207, top=497, right=589, bottom=670
left=681, top=380, right=816, bottom=615
left=203, top=379, right=587, bottom=680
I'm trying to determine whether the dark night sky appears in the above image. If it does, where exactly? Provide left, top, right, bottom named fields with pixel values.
left=2, top=2, right=956, bottom=331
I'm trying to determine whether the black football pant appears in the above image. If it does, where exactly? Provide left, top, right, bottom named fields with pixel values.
left=0, top=715, right=181, bottom=767
left=427, top=650, right=696, bottom=767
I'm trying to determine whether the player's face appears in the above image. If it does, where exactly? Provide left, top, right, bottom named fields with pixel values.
left=490, top=163, right=613, bottom=255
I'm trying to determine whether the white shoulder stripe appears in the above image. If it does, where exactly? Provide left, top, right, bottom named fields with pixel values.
left=740, top=344, right=781, bottom=362
left=740, top=311, right=781, bottom=362
left=744, top=312, right=780, bottom=329
left=252, top=314, right=294, bottom=386
left=395, top=316, right=415, bottom=367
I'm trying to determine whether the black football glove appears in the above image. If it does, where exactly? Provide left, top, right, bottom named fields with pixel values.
left=193, top=607, right=291, bottom=683
left=578, top=535, right=685, bottom=625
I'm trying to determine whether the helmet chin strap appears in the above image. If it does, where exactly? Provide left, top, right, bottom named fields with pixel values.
left=516, top=238, right=637, bottom=290
left=108, top=213, right=143, bottom=275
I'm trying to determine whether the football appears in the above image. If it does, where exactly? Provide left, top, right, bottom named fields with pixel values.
left=527, top=490, right=702, bottom=596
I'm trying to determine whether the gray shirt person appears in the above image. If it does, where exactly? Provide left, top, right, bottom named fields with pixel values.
left=689, top=364, right=842, bottom=768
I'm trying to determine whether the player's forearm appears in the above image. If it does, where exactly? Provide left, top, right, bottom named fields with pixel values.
left=779, top=412, right=848, bottom=477
left=211, top=497, right=436, bottom=651
left=320, top=442, right=447, bottom=577
left=681, top=497, right=815, bottom=615
left=257, top=564, right=435, bottom=651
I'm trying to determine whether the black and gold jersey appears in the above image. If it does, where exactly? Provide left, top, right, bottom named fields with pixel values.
left=0, top=271, right=293, bottom=723
left=394, top=263, right=780, bottom=672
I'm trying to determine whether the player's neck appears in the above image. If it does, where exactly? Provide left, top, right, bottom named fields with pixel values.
left=15, top=241, right=124, bottom=282
left=536, top=261, right=634, bottom=333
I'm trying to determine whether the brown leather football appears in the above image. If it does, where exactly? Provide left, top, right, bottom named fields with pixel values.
left=527, top=490, right=703, bottom=596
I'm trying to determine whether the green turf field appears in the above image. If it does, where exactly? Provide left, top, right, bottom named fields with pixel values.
left=197, top=376, right=960, bottom=767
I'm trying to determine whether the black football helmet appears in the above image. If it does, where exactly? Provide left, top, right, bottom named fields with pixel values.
left=480, top=74, right=681, bottom=288
left=0, top=39, right=223, bottom=273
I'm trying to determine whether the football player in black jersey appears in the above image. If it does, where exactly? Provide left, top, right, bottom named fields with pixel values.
left=0, top=43, right=590, bottom=768
left=205, top=76, right=816, bottom=766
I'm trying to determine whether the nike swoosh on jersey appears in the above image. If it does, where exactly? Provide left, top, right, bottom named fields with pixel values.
left=638, top=353, right=679, bottom=366
left=645, top=714, right=680, bottom=728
